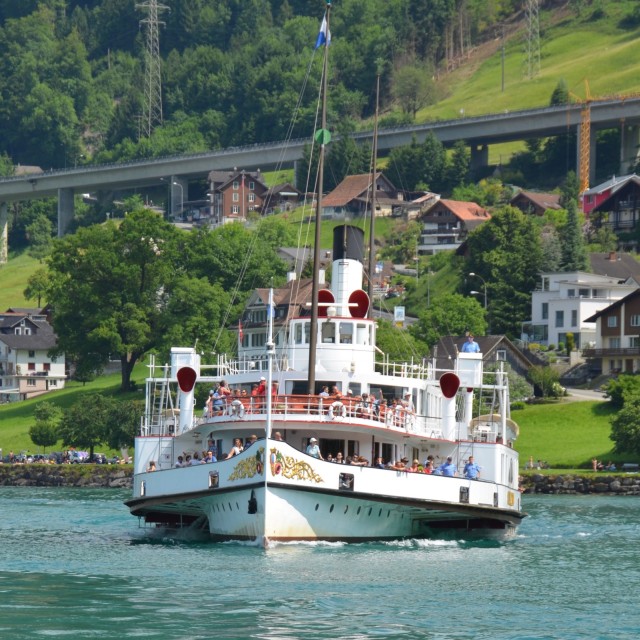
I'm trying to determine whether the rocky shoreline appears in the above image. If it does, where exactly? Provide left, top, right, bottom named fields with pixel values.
left=0, top=464, right=133, bottom=488
left=521, top=473, right=640, bottom=495
left=2, top=465, right=639, bottom=494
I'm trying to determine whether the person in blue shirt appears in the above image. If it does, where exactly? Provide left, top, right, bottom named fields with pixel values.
left=305, top=437, right=324, bottom=460
left=463, top=455, right=481, bottom=479
left=460, top=334, right=480, bottom=353
left=436, top=456, right=457, bottom=476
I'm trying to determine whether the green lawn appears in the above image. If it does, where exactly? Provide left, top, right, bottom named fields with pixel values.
left=513, top=399, right=622, bottom=470
left=0, top=364, right=147, bottom=455
left=0, top=252, right=41, bottom=310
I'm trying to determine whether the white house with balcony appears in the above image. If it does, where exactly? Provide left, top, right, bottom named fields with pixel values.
left=0, top=310, right=66, bottom=402
left=520, top=272, right=639, bottom=349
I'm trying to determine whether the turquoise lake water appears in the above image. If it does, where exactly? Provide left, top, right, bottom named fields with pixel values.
left=0, top=488, right=638, bottom=639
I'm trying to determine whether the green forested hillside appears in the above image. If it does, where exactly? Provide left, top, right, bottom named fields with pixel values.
left=0, top=0, right=638, bottom=173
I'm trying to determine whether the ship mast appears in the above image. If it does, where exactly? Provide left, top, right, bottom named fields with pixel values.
left=308, top=2, right=331, bottom=394
left=367, top=71, right=380, bottom=312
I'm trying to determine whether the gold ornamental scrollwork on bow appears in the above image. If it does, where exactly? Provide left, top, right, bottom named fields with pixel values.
left=269, top=448, right=323, bottom=484
left=228, top=447, right=265, bottom=481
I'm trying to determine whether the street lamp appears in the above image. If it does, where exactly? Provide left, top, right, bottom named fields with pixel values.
left=469, top=272, right=489, bottom=333
left=172, top=181, right=183, bottom=219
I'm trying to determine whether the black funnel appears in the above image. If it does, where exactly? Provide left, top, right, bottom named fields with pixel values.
left=332, top=225, right=365, bottom=263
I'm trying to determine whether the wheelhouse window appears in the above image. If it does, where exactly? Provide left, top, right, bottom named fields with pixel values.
left=339, top=322, right=353, bottom=344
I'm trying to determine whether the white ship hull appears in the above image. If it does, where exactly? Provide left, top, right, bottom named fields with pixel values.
left=127, top=440, right=523, bottom=542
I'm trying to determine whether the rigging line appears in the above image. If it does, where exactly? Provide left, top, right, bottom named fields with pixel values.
left=212, top=54, right=322, bottom=351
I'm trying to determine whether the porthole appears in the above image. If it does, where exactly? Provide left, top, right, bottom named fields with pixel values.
left=315, top=504, right=319, bottom=511
left=368, top=507, right=372, bottom=516
left=229, top=503, right=233, bottom=511
left=387, top=510, right=391, bottom=518
left=378, top=508, right=382, bottom=517
left=330, top=504, right=334, bottom=513
left=222, top=503, right=225, bottom=512
left=357, top=507, right=361, bottom=515
left=236, top=502, right=240, bottom=510
left=344, top=505, right=349, bottom=514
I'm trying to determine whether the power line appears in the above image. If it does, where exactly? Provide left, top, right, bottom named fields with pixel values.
left=136, top=1, right=168, bottom=138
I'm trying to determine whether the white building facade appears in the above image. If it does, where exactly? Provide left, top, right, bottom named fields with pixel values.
left=521, top=272, right=639, bottom=349
left=0, top=312, right=66, bottom=402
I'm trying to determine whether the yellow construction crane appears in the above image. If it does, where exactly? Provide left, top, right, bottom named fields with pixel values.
left=569, top=80, right=592, bottom=194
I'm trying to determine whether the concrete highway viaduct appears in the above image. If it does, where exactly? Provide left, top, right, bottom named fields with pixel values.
left=1, top=97, right=640, bottom=262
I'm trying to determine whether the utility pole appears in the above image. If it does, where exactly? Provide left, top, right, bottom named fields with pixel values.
left=137, top=1, right=168, bottom=138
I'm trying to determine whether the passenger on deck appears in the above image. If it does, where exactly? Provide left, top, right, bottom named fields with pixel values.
left=463, top=456, right=481, bottom=479
left=175, top=456, right=184, bottom=468
left=374, top=456, right=385, bottom=469
left=212, top=390, right=225, bottom=415
left=389, top=457, right=408, bottom=471
left=334, top=452, right=344, bottom=464
left=189, top=453, right=201, bottom=466
left=460, top=334, right=480, bottom=353
left=225, top=438, right=244, bottom=459
left=423, top=460, right=434, bottom=474
left=406, top=459, right=420, bottom=472
left=244, top=434, right=258, bottom=449
left=273, top=431, right=284, bottom=441
left=230, top=394, right=245, bottom=418
left=305, top=437, right=324, bottom=460
left=147, top=460, right=157, bottom=472
left=436, top=456, right=457, bottom=476
left=204, top=450, right=217, bottom=463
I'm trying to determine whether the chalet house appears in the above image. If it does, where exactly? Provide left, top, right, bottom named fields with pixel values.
left=321, top=172, right=401, bottom=219
left=276, top=248, right=333, bottom=277
left=520, top=272, right=639, bottom=349
left=583, top=288, right=640, bottom=374
left=207, top=169, right=269, bottom=224
left=430, top=335, right=533, bottom=379
left=510, top=190, right=562, bottom=216
left=262, top=183, right=303, bottom=215
left=418, top=199, right=490, bottom=255
left=0, top=309, right=66, bottom=402
left=583, top=175, right=640, bottom=248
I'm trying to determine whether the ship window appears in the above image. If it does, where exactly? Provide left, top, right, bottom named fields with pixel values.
left=357, top=507, right=361, bottom=515
left=339, top=322, right=353, bottom=344
left=295, top=323, right=303, bottom=344
left=322, top=321, right=335, bottom=343
left=329, top=504, right=334, bottom=513
left=356, top=323, right=369, bottom=345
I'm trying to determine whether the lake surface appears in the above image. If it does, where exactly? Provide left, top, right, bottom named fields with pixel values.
left=0, top=488, right=638, bottom=639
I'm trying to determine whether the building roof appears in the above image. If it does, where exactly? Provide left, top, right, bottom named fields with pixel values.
left=584, top=287, right=640, bottom=323
left=583, top=174, right=639, bottom=197
left=511, top=190, right=562, bottom=212
left=322, top=173, right=379, bottom=208
left=0, top=318, right=57, bottom=350
left=425, top=199, right=490, bottom=231
left=430, top=335, right=531, bottom=372
left=207, top=169, right=267, bottom=191
left=589, top=252, right=640, bottom=281
left=277, top=248, right=333, bottom=274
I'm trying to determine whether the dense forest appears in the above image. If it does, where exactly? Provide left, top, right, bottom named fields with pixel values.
left=0, top=0, right=530, bottom=170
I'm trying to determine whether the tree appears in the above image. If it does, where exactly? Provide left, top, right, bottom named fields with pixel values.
left=375, top=319, right=429, bottom=363
left=465, top=206, right=543, bottom=336
left=46, top=206, right=182, bottom=391
left=58, top=394, right=112, bottom=459
left=602, top=374, right=640, bottom=409
left=105, top=399, right=142, bottom=451
left=528, top=365, right=562, bottom=398
left=24, top=267, right=49, bottom=307
left=392, top=64, right=435, bottom=119
left=611, top=396, right=640, bottom=455
left=410, top=293, right=487, bottom=348
left=25, top=213, right=54, bottom=260
left=560, top=198, right=589, bottom=272
left=29, top=400, right=62, bottom=452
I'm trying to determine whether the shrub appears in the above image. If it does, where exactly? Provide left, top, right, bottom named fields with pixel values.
left=510, top=401, right=526, bottom=411
left=557, top=342, right=564, bottom=352
left=547, top=343, right=556, bottom=351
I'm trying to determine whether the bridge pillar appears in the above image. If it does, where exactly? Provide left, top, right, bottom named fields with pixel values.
left=170, top=176, right=188, bottom=219
left=470, top=144, right=489, bottom=174
left=0, top=202, right=7, bottom=265
left=620, top=124, right=640, bottom=175
left=58, top=187, right=74, bottom=237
